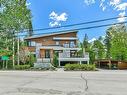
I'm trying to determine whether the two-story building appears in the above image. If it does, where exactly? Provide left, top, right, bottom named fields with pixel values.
left=25, top=30, right=89, bottom=67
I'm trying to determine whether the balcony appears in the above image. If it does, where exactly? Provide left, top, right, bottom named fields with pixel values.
left=59, top=52, right=89, bottom=58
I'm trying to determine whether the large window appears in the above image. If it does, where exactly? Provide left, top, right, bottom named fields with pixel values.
left=28, top=41, right=36, bottom=46
left=70, top=41, right=75, bottom=48
left=64, top=43, right=69, bottom=48
left=56, top=41, right=60, bottom=45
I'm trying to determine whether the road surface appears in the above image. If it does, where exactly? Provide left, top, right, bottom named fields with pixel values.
left=0, top=70, right=127, bottom=95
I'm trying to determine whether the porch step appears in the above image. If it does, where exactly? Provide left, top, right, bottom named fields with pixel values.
left=42, top=58, right=51, bottom=63
left=37, top=58, right=51, bottom=63
left=37, top=59, right=42, bottom=63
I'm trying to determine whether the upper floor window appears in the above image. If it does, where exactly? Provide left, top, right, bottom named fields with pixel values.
left=70, top=41, right=75, bottom=48
left=64, top=42, right=69, bottom=48
left=28, top=41, right=36, bottom=46
left=56, top=41, right=59, bottom=45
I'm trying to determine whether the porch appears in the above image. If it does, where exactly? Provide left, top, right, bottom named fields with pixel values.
left=35, top=45, right=90, bottom=67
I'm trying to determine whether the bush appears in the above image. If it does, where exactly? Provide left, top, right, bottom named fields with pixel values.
left=14, top=65, right=30, bottom=70
left=64, top=64, right=96, bottom=71
left=53, top=52, right=59, bottom=67
left=29, top=54, right=36, bottom=67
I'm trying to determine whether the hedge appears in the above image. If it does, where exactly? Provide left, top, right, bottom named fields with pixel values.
left=14, top=65, right=30, bottom=70
left=64, top=64, right=96, bottom=71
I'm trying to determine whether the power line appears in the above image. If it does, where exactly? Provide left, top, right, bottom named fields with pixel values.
left=1, top=16, right=127, bottom=37
left=1, top=16, right=126, bottom=32
left=27, top=16, right=127, bottom=32
left=18, top=21, right=127, bottom=37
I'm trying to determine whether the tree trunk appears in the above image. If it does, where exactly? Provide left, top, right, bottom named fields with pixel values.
left=12, top=32, right=15, bottom=69
left=17, top=33, right=20, bottom=65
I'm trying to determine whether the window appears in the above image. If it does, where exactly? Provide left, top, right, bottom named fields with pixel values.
left=70, top=41, right=75, bottom=48
left=64, top=42, right=69, bottom=48
left=28, top=41, right=36, bottom=46
left=56, top=41, right=59, bottom=45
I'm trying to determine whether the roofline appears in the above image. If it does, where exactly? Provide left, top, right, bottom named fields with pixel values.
left=25, top=30, right=78, bottom=40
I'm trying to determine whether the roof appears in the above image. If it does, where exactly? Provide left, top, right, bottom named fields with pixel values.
left=25, top=30, right=78, bottom=40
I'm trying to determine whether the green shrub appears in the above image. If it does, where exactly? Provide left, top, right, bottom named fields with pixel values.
left=53, top=52, right=59, bottom=67
left=64, top=64, right=96, bottom=71
left=29, top=54, right=36, bottom=67
left=14, top=65, right=30, bottom=70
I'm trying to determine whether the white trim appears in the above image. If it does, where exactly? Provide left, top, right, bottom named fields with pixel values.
left=59, top=58, right=89, bottom=62
left=39, top=46, right=80, bottom=50
left=53, top=37, right=78, bottom=40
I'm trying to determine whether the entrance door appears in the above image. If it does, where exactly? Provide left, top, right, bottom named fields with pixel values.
left=45, top=50, right=50, bottom=58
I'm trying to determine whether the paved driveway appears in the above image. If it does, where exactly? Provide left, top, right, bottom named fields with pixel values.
left=0, top=70, right=127, bottom=95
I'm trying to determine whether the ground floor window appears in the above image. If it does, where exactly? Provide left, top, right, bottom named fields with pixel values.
left=45, top=50, right=50, bottom=58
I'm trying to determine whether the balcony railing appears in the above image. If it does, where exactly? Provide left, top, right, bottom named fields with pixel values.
left=59, top=52, right=89, bottom=58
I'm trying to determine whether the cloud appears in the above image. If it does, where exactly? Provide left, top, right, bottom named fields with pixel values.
left=84, top=0, right=95, bottom=5
left=117, top=11, right=126, bottom=22
left=100, top=0, right=106, bottom=11
left=88, top=38, right=96, bottom=43
left=26, top=2, right=31, bottom=6
left=114, top=3, right=127, bottom=22
left=110, top=0, right=121, bottom=6
left=49, top=11, right=68, bottom=27
left=115, top=3, right=127, bottom=11
left=84, top=0, right=127, bottom=22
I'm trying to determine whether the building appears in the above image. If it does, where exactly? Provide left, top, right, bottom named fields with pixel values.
left=25, top=30, right=89, bottom=67
left=95, top=59, right=127, bottom=69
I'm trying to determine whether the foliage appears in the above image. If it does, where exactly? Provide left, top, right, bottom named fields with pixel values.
left=28, top=53, right=36, bottom=67
left=0, top=49, right=12, bottom=56
left=104, top=24, right=127, bottom=61
left=89, top=50, right=96, bottom=64
left=83, top=34, right=89, bottom=52
left=0, top=0, right=32, bottom=68
left=0, top=60, right=13, bottom=69
left=14, top=65, right=30, bottom=70
left=18, top=47, right=30, bottom=64
left=110, top=31, right=127, bottom=60
left=81, top=24, right=127, bottom=64
left=92, top=39, right=105, bottom=59
left=104, top=27, right=115, bottom=58
left=53, top=52, right=59, bottom=67
left=64, top=64, right=96, bottom=71
left=0, top=0, right=32, bottom=31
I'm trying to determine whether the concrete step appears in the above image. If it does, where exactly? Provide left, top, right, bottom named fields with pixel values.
left=42, top=58, right=51, bottom=63
left=37, top=59, right=42, bottom=63
left=34, top=63, right=52, bottom=69
left=37, top=58, right=51, bottom=63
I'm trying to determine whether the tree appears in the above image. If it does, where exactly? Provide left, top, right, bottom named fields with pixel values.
left=19, top=47, right=30, bottom=64
left=0, top=0, right=32, bottom=68
left=92, top=39, right=105, bottom=59
left=110, top=31, right=127, bottom=60
left=83, top=34, right=89, bottom=52
left=104, top=24, right=127, bottom=61
left=104, top=25, right=118, bottom=58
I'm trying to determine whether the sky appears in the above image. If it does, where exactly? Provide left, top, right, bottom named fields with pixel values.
left=27, top=0, right=127, bottom=42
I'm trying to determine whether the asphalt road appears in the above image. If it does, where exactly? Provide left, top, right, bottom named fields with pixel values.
left=0, top=70, right=127, bottom=95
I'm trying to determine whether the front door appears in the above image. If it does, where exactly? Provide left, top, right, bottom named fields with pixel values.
left=45, top=50, right=50, bottom=58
